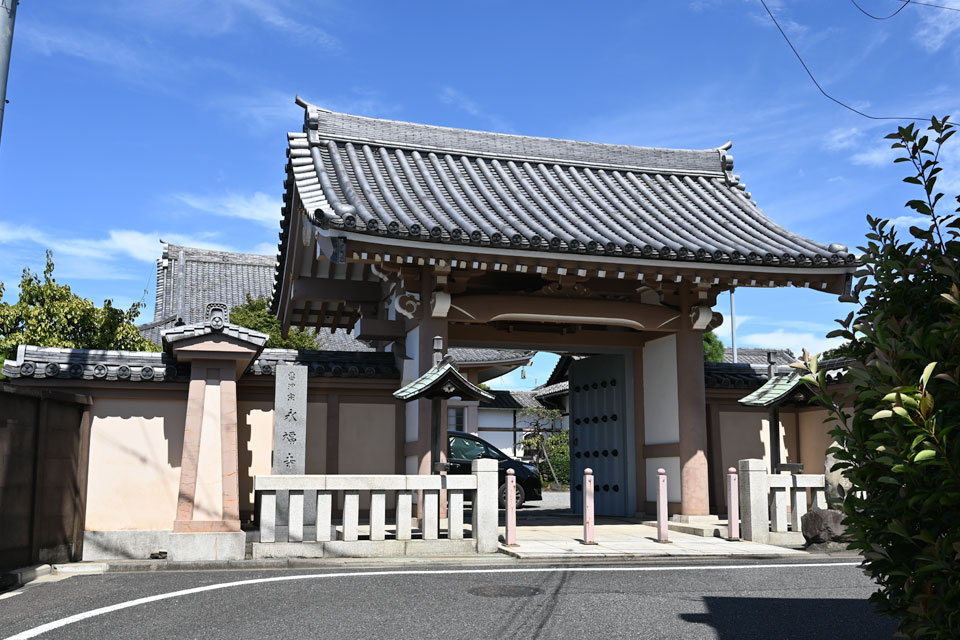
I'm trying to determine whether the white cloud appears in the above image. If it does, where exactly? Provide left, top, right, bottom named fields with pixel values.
left=739, top=328, right=843, bottom=356
left=113, top=0, right=338, bottom=48
left=851, top=144, right=896, bottom=168
left=439, top=87, right=513, bottom=133
left=0, top=223, right=237, bottom=266
left=914, top=0, right=960, bottom=53
left=823, top=127, right=862, bottom=151
left=20, top=24, right=144, bottom=71
left=174, top=192, right=281, bottom=228
left=888, top=214, right=933, bottom=230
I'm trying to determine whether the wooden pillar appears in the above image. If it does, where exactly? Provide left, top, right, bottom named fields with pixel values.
left=676, top=311, right=710, bottom=516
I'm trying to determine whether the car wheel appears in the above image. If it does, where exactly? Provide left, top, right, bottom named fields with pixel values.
left=498, top=482, right=526, bottom=509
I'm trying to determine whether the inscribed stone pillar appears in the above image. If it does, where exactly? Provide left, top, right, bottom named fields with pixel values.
left=273, top=364, right=307, bottom=474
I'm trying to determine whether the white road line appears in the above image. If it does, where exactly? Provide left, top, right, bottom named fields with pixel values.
left=5, top=562, right=862, bottom=639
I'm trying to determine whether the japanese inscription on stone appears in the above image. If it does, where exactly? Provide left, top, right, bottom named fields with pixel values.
left=272, top=364, right=307, bottom=474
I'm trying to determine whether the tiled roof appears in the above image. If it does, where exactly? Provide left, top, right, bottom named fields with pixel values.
left=161, top=320, right=269, bottom=352
left=249, top=348, right=398, bottom=379
left=482, top=390, right=542, bottom=410
left=140, top=244, right=529, bottom=367
left=448, top=347, right=534, bottom=365
left=393, top=355, right=493, bottom=402
left=704, top=362, right=773, bottom=390
left=142, top=243, right=277, bottom=343
left=739, top=357, right=851, bottom=406
left=2, top=345, right=182, bottom=382
left=287, top=101, right=855, bottom=267
left=722, top=347, right=796, bottom=366
left=1, top=344, right=399, bottom=383
left=534, top=381, right=569, bottom=399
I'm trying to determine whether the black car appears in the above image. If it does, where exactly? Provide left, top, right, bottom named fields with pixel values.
left=447, top=430, right=542, bottom=508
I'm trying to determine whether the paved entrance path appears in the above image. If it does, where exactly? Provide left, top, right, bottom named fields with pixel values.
left=502, top=520, right=807, bottom=559
left=505, top=491, right=809, bottom=559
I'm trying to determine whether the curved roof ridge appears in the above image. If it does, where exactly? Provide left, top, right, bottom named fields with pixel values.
left=295, top=97, right=728, bottom=176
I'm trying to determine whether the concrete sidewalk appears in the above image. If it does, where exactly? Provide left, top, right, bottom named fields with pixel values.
left=500, top=520, right=808, bottom=559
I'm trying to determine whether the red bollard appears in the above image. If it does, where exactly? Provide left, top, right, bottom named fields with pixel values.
left=727, top=467, right=740, bottom=541
left=582, top=468, right=596, bottom=545
left=657, top=468, right=669, bottom=543
left=505, top=468, right=517, bottom=546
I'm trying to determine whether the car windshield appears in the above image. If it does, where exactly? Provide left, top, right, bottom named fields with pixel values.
left=448, top=435, right=506, bottom=461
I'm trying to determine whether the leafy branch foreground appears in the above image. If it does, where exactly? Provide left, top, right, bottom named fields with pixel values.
left=801, top=117, right=960, bottom=639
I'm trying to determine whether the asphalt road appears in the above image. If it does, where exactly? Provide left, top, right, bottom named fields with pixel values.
left=1, top=559, right=896, bottom=640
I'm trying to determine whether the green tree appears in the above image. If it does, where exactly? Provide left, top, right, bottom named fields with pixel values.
left=519, top=406, right=566, bottom=486
left=0, top=252, right=159, bottom=367
left=800, top=117, right=960, bottom=639
left=703, top=331, right=724, bottom=362
left=229, top=295, right=323, bottom=350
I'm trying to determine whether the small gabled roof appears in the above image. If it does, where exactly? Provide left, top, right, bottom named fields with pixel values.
left=160, top=320, right=269, bottom=352
left=739, top=358, right=851, bottom=407
left=394, top=354, right=494, bottom=402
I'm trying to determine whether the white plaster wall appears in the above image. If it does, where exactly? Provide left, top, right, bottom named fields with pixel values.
left=798, top=409, right=836, bottom=475
left=718, top=411, right=794, bottom=475
left=85, top=398, right=186, bottom=531
left=645, top=456, right=681, bottom=503
left=478, top=408, right=514, bottom=430
left=339, top=403, right=395, bottom=475
left=643, top=335, right=680, bottom=445
left=238, top=401, right=327, bottom=516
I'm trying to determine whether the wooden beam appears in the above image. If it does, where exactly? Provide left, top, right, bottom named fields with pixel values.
left=448, top=323, right=650, bottom=349
left=354, top=317, right=406, bottom=341
left=292, top=277, right=382, bottom=303
left=446, top=295, right=682, bottom=331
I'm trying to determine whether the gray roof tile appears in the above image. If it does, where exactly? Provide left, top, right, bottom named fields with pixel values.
left=285, top=102, right=856, bottom=269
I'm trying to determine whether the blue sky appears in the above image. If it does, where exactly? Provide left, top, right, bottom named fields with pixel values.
left=1, top=0, right=958, bottom=389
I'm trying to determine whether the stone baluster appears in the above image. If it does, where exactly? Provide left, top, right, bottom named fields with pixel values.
left=448, top=489, right=464, bottom=540
left=370, top=490, right=386, bottom=541
left=260, top=490, right=277, bottom=543
left=342, top=491, right=360, bottom=542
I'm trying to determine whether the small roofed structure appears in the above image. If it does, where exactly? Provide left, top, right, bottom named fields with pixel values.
left=394, top=338, right=493, bottom=474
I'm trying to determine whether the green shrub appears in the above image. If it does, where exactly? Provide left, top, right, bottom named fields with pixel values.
left=541, top=430, right=570, bottom=486
left=801, top=117, right=960, bottom=639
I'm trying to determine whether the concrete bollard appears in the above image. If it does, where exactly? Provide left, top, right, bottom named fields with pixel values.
left=727, top=467, right=740, bottom=541
left=582, top=468, right=596, bottom=545
left=505, top=469, right=517, bottom=546
left=739, top=458, right=769, bottom=544
left=657, top=468, right=669, bottom=543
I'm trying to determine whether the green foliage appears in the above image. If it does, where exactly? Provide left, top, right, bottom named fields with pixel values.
left=519, top=406, right=568, bottom=486
left=800, top=116, right=960, bottom=639
left=703, top=331, right=724, bottom=362
left=228, top=295, right=323, bottom=350
left=0, top=252, right=158, bottom=367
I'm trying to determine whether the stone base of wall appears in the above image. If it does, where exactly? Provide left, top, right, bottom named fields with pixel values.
left=82, top=530, right=245, bottom=561
left=252, top=539, right=477, bottom=559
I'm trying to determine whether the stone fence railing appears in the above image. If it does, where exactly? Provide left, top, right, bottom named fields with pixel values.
left=252, top=458, right=499, bottom=558
left=738, top=458, right=828, bottom=544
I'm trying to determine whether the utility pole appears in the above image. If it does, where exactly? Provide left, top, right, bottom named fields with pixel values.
left=0, top=0, right=19, bottom=149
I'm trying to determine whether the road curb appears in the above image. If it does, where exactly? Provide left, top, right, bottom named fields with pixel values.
left=38, top=550, right=861, bottom=575
left=2, top=564, right=51, bottom=588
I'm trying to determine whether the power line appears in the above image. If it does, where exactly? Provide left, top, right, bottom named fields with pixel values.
left=759, top=0, right=926, bottom=121
left=851, top=0, right=911, bottom=20
left=898, top=0, right=960, bottom=11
